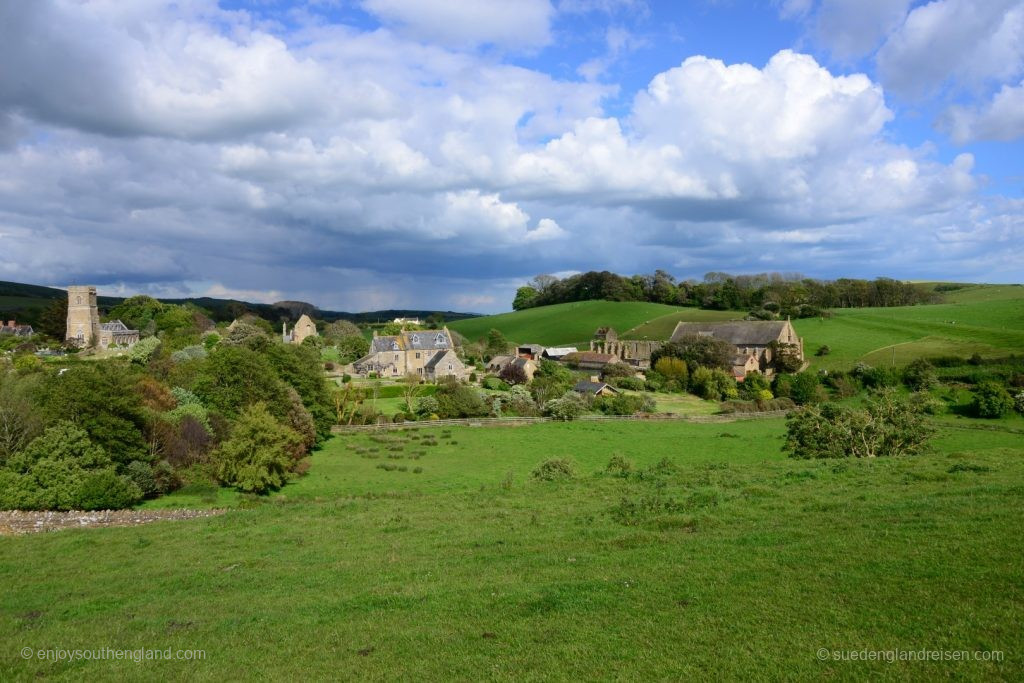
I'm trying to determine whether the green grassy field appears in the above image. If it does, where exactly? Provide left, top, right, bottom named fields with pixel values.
left=449, top=301, right=685, bottom=346
left=622, top=308, right=746, bottom=339
left=3, top=418, right=1023, bottom=680
left=797, top=285, right=1024, bottom=370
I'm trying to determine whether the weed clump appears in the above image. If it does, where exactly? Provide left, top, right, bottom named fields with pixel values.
left=531, top=458, right=577, bottom=481
left=605, top=455, right=634, bottom=477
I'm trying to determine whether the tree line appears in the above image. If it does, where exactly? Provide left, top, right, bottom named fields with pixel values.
left=512, top=271, right=937, bottom=317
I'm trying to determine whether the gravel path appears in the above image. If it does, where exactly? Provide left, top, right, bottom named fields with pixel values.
left=0, top=509, right=226, bottom=535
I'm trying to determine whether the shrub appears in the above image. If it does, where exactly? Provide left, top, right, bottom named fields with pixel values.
left=739, top=371, right=771, bottom=400
left=605, top=455, right=633, bottom=477
left=498, top=363, right=528, bottom=386
left=75, top=470, right=144, bottom=510
left=690, top=367, right=736, bottom=401
left=129, top=336, right=162, bottom=364
left=594, top=393, right=655, bottom=415
left=125, top=460, right=158, bottom=498
left=785, top=392, right=933, bottom=459
left=1016, top=391, right=1024, bottom=415
left=653, top=357, right=688, bottom=385
left=213, top=404, right=302, bottom=494
left=815, top=345, right=831, bottom=356
left=613, top=376, right=645, bottom=391
left=789, top=372, right=823, bottom=405
left=482, top=376, right=510, bottom=391
left=971, top=382, right=1014, bottom=418
left=171, top=345, right=207, bottom=363
left=903, top=359, right=938, bottom=391
left=543, top=392, right=588, bottom=420
left=531, top=458, right=576, bottom=481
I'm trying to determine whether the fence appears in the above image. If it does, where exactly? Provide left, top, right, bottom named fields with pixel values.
left=331, top=410, right=790, bottom=433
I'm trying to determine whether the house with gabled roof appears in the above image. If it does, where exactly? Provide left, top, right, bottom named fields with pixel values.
left=352, top=327, right=466, bottom=380
left=670, top=319, right=803, bottom=377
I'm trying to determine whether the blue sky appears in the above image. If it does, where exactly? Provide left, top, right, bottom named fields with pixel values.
left=0, top=0, right=1021, bottom=313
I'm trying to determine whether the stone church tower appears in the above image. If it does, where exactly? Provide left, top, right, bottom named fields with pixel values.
left=66, top=285, right=101, bottom=347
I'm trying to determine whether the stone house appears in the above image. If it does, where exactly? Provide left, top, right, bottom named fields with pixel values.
left=353, top=327, right=466, bottom=380
left=669, top=319, right=803, bottom=378
left=487, top=355, right=538, bottom=382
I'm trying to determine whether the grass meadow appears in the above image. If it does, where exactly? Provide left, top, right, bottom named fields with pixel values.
left=3, top=417, right=1023, bottom=680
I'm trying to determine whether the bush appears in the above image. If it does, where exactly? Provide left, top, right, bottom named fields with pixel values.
left=903, top=359, right=938, bottom=391
left=972, top=382, right=1014, bottom=418
left=690, top=367, right=736, bottom=401
left=171, top=345, right=207, bottom=363
left=129, top=336, right=162, bottom=364
left=815, top=345, right=831, bottom=356
left=543, top=392, right=588, bottom=420
left=594, top=393, right=655, bottom=415
left=75, top=470, right=144, bottom=510
left=785, top=392, right=933, bottom=459
left=125, top=460, right=158, bottom=498
left=789, top=372, right=823, bottom=405
left=653, top=357, right=688, bottom=385
left=605, top=455, right=634, bottom=477
left=531, top=458, right=576, bottom=481
left=739, top=371, right=771, bottom=400
left=481, top=376, right=509, bottom=391
left=613, top=376, right=645, bottom=391
left=213, top=404, right=302, bottom=494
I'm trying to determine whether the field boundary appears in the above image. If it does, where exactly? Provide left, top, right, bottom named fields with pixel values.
left=331, top=410, right=789, bottom=432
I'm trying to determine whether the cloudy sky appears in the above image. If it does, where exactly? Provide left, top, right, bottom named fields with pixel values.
left=1, top=0, right=1021, bottom=313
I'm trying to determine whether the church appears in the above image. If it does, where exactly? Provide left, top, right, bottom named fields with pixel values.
left=65, top=285, right=140, bottom=349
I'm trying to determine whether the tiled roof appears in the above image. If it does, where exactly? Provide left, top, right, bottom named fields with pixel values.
left=670, top=321, right=789, bottom=346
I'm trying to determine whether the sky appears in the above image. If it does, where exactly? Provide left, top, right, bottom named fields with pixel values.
left=0, top=0, right=1022, bottom=314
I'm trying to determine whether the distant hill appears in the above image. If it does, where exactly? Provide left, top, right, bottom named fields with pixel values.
left=0, top=280, right=480, bottom=328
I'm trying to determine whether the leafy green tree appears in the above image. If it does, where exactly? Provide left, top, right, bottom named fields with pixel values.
left=0, top=421, right=141, bottom=510
left=108, top=295, right=165, bottom=331
left=193, top=346, right=284, bottom=419
left=543, top=392, right=588, bottom=420
left=265, top=343, right=334, bottom=442
left=739, top=371, right=771, bottom=400
left=512, top=286, right=539, bottom=310
left=129, top=336, right=162, bottom=364
left=323, top=320, right=362, bottom=343
left=652, top=334, right=733, bottom=371
left=768, top=341, right=803, bottom=373
left=972, top=382, right=1014, bottom=418
left=433, top=378, right=488, bottom=418
left=39, top=364, right=149, bottom=466
left=785, top=392, right=933, bottom=459
left=336, top=335, right=370, bottom=363
left=653, top=357, right=688, bottom=386
left=36, top=297, right=68, bottom=340
left=789, top=372, right=822, bottom=405
left=0, top=373, right=44, bottom=464
left=485, top=329, right=509, bottom=357
left=222, top=322, right=269, bottom=349
left=689, top=367, right=737, bottom=400
left=213, top=404, right=301, bottom=494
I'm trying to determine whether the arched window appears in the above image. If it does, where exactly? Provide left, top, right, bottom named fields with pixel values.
left=76, top=296, right=82, bottom=305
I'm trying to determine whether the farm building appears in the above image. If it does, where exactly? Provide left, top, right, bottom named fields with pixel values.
left=562, top=351, right=620, bottom=371
left=670, top=320, right=803, bottom=377
left=542, top=347, right=577, bottom=361
left=572, top=379, right=619, bottom=397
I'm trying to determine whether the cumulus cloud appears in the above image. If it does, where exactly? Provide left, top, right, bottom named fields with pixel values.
left=876, top=0, right=1024, bottom=98
left=943, top=80, right=1024, bottom=142
left=0, top=2, right=1016, bottom=312
left=361, top=0, right=554, bottom=50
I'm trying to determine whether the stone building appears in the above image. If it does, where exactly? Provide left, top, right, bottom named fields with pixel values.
left=352, top=327, right=466, bottom=380
left=669, top=320, right=803, bottom=377
left=588, top=327, right=662, bottom=369
left=0, top=320, right=33, bottom=337
left=283, top=314, right=318, bottom=344
left=65, top=285, right=139, bottom=349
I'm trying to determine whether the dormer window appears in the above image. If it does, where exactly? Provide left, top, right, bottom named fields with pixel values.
left=411, top=334, right=420, bottom=344
left=435, top=333, right=447, bottom=345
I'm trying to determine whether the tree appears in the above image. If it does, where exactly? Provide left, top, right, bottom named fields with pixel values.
left=36, top=297, right=68, bottom=340
left=213, top=404, right=301, bottom=494
left=323, top=320, right=361, bottom=343
left=739, top=371, right=771, bottom=400
left=653, top=357, right=688, bottom=386
left=498, top=362, right=528, bottom=386
left=485, top=329, right=509, bottom=357
left=785, top=392, right=934, bottom=459
left=972, top=382, right=1014, bottom=418
left=0, top=373, right=43, bottom=464
left=193, top=346, right=284, bottom=420
left=336, top=335, right=370, bottom=363
left=903, top=359, right=937, bottom=391
left=512, top=286, right=538, bottom=310
left=399, top=373, right=426, bottom=413
left=652, top=334, right=733, bottom=371
left=108, top=295, right=165, bottom=332
left=769, top=341, right=803, bottom=373
left=789, top=372, right=822, bottom=405
left=689, top=367, right=737, bottom=401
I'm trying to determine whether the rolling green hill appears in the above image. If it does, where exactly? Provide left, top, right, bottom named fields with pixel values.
left=798, top=284, right=1024, bottom=370
left=448, top=301, right=688, bottom=346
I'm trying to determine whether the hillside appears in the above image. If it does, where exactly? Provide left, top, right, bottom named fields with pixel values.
left=798, top=284, right=1024, bottom=370
left=448, top=301, right=688, bottom=346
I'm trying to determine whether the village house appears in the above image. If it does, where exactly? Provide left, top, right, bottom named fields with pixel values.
left=669, top=319, right=804, bottom=378
left=572, top=378, right=619, bottom=397
left=352, top=327, right=466, bottom=380
left=486, top=355, right=538, bottom=382
left=0, top=320, right=33, bottom=337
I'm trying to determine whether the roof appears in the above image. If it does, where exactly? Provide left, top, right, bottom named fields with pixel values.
left=572, top=380, right=618, bottom=395
left=487, top=355, right=515, bottom=368
left=543, top=346, right=577, bottom=358
left=670, top=321, right=790, bottom=346
left=296, top=313, right=315, bottom=327
left=517, top=343, right=545, bottom=353
left=564, top=351, right=618, bottom=364
left=370, top=328, right=454, bottom=353
left=511, top=357, right=535, bottom=369
left=100, top=320, right=137, bottom=333
left=424, top=349, right=458, bottom=371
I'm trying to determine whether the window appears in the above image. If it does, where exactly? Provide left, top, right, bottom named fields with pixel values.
left=76, top=296, right=82, bottom=305
left=435, top=333, right=447, bottom=345
left=411, top=334, right=420, bottom=344
left=415, top=352, right=420, bottom=359
left=394, top=354, right=399, bottom=361
left=447, top=364, right=453, bottom=371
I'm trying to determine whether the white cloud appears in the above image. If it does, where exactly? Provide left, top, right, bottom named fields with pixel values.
left=811, top=0, right=913, bottom=60
left=361, top=0, right=554, bottom=50
left=943, top=80, right=1024, bottom=142
left=525, top=218, right=567, bottom=242
left=876, top=0, right=1024, bottom=98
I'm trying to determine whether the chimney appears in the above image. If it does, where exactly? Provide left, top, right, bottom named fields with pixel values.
left=590, top=375, right=600, bottom=383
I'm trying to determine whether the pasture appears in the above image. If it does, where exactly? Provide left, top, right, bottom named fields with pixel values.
left=3, top=418, right=1023, bottom=680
